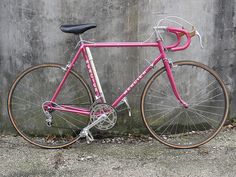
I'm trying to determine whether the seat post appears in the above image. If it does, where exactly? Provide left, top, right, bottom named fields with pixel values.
left=79, top=34, right=83, bottom=44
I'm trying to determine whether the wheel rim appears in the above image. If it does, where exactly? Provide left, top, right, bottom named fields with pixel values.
left=141, top=61, right=229, bottom=148
left=8, top=64, right=93, bottom=148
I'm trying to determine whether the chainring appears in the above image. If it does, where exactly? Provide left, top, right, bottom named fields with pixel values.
left=90, top=103, right=117, bottom=130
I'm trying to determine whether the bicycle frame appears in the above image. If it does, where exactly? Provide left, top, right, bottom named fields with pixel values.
left=49, top=27, right=191, bottom=116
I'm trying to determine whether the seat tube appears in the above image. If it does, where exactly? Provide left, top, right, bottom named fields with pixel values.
left=85, top=47, right=106, bottom=103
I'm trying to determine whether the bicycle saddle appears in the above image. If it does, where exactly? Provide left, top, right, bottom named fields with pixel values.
left=60, top=23, right=97, bottom=34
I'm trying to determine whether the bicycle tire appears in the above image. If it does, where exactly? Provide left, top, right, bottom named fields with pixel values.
left=141, top=61, right=229, bottom=148
left=8, top=63, right=93, bottom=149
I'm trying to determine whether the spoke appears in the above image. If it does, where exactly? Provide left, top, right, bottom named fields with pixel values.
left=185, top=111, right=199, bottom=132
left=155, top=75, right=174, bottom=97
left=150, top=88, right=168, bottom=97
left=189, top=107, right=223, bottom=117
left=145, top=107, right=170, bottom=112
left=30, top=110, right=44, bottom=119
left=168, top=113, right=181, bottom=135
left=61, top=86, right=85, bottom=100
left=75, top=101, right=91, bottom=106
left=145, top=102, right=175, bottom=109
left=192, top=100, right=224, bottom=104
left=159, top=111, right=183, bottom=135
left=62, top=83, right=79, bottom=95
left=185, top=113, right=191, bottom=134
left=54, top=112, right=82, bottom=130
left=54, top=112, right=79, bottom=137
left=187, top=108, right=219, bottom=126
left=52, top=117, right=65, bottom=141
left=191, top=111, right=215, bottom=129
left=20, top=110, right=45, bottom=132
left=17, top=83, right=45, bottom=103
left=191, top=104, right=224, bottom=109
left=58, top=101, right=91, bottom=107
left=64, top=95, right=88, bottom=104
left=147, top=107, right=175, bottom=119
left=13, top=109, right=42, bottom=120
left=13, top=108, right=42, bottom=115
left=193, top=112, right=208, bottom=132
left=174, top=116, right=179, bottom=135
left=146, top=94, right=177, bottom=106
left=55, top=111, right=88, bottom=126
left=189, top=86, right=222, bottom=105
left=11, top=104, right=40, bottom=111
left=190, top=92, right=223, bottom=106
left=19, top=111, right=45, bottom=133
left=176, top=80, right=184, bottom=98
left=12, top=96, right=41, bottom=107
left=149, top=107, right=175, bottom=125
left=188, top=80, right=217, bottom=103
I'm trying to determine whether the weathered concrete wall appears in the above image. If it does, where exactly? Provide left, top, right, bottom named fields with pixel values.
left=0, top=0, right=235, bottom=134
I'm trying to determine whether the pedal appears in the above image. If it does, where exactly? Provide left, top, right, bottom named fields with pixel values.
left=79, top=128, right=94, bottom=144
left=85, top=130, right=94, bottom=144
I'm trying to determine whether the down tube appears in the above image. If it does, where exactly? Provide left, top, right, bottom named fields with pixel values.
left=112, top=55, right=163, bottom=108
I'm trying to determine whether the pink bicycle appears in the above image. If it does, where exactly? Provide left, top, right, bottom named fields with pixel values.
left=7, top=17, right=229, bottom=149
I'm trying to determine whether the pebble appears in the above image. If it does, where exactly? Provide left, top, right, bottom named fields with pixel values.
left=97, top=135, right=155, bottom=145
left=78, top=155, right=94, bottom=161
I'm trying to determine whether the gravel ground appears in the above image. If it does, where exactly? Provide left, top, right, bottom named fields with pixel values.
left=0, top=127, right=235, bottom=177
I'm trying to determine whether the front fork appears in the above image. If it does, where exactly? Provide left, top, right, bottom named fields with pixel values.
left=163, top=58, right=188, bottom=108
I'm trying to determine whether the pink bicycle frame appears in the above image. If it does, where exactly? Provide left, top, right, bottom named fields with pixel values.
left=49, top=27, right=191, bottom=116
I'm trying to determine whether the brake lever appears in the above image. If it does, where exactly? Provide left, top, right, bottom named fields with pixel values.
left=196, top=30, right=204, bottom=49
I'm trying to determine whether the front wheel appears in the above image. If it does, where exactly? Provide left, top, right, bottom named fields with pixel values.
left=8, top=63, right=93, bottom=148
left=141, top=61, right=229, bottom=148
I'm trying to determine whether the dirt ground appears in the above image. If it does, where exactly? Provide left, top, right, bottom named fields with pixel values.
left=0, top=127, right=235, bottom=177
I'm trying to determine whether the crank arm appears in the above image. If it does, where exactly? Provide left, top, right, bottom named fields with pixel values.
left=79, top=114, right=107, bottom=143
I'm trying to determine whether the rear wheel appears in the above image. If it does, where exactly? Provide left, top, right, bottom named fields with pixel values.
left=141, top=61, right=229, bottom=148
left=8, top=63, right=93, bottom=148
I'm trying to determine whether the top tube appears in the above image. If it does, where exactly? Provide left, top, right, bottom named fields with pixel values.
left=84, top=42, right=160, bottom=48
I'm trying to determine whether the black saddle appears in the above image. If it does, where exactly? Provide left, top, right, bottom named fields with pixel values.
left=60, top=23, right=96, bottom=34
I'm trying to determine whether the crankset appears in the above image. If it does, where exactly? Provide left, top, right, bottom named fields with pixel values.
left=90, top=103, right=117, bottom=130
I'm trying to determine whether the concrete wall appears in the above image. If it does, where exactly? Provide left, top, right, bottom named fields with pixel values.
left=0, top=0, right=235, bottom=134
